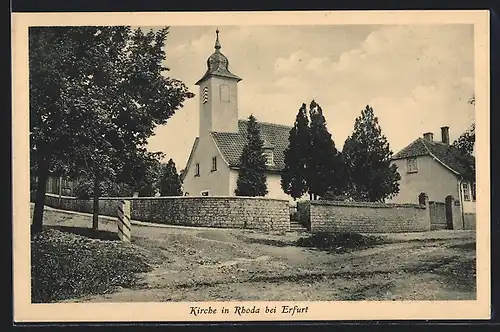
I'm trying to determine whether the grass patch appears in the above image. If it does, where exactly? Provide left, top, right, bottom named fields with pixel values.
left=296, top=232, right=388, bottom=253
left=31, top=226, right=159, bottom=303
left=239, top=236, right=293, bottom=247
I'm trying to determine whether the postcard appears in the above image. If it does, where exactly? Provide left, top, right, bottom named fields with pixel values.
left=12, top=10, right=491, bottom=322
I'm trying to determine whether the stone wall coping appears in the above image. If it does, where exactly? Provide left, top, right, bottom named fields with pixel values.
left=309, top=199, right=426, bottom=209
left=45, top=193, right=289, bottom=203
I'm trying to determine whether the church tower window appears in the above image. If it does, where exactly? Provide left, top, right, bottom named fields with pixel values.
left=202, top=86, right=209, bottom=104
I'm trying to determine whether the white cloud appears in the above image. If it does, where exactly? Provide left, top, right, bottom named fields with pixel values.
left=305, top=57, right=328, bottom=71
left=274, top=76, right=301, bottom=89
left=274, top=50, right=310, bottom=73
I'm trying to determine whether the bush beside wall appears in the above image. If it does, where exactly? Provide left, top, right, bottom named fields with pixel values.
left=298, top=200, right=431, bottom=233
left=44, top=194, right=290, bottom=231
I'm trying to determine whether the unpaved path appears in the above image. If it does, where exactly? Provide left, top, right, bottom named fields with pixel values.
left=36, top=206, right=476, bottom=302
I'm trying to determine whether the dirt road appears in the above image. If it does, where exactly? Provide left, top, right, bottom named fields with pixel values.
left=37, top=207, right=476, bottom=302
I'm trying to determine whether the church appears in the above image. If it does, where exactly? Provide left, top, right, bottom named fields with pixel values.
left=181, top=30, right=295, bottom=201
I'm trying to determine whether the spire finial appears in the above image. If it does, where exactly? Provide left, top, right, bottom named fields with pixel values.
left=214, top=28, right=221, bottom=50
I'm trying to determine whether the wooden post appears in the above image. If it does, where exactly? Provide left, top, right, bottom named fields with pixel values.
left=117, top=200, right=131, bottom=242
left=58, top=176, right=62, bottom=204
left=92, top=176, right=100, bottom=231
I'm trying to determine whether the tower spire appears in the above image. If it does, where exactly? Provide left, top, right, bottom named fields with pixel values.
left=214, top=28, right=221, bottom=50
left=195, top=27, right=242, bottom=85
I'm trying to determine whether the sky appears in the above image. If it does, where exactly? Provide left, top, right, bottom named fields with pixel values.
left=142, top=24, right=475, bottom=170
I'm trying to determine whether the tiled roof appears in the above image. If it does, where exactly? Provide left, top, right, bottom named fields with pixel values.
left=210, top=120, right=292, bottom=172
left=392, top=137, right=474, bottom=176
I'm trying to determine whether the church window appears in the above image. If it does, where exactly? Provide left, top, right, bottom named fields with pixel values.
left=211, top=156, right=217, bottom=171
left=195, top=163, right=200, bottom=177
left=220, top=85, right=230, bottom=102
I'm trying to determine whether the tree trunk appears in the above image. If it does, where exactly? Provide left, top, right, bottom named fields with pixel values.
left=32, top=158, right=50, bottom=234
left=92, top=174, right=100, bottom=232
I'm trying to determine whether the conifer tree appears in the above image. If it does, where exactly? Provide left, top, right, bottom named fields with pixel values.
left=307, top=100, right=347, bottom=200
left=281, top=103, right=310, bottom=199
left=159, top=158, right=183, bottom=196
left=342, top=105, right=401, bottom=202
left=235, top=115, right=268, bottom=196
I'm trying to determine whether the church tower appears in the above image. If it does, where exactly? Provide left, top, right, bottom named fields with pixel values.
left=195, top=29, right=242, bottom=138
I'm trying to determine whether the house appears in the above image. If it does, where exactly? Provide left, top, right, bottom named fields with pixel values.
left=181, top=30, right=294, bottom=201
left=388, top=126, right=476, bottom=229
left=30, top=174, right=75, bottom=200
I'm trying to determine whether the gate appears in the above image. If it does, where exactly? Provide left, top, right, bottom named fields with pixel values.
left=429, top=201, right=447, bottom=230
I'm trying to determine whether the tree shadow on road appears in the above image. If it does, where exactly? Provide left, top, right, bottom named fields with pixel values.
left=45, top=225, right=119, bottom=241
left=295, top=232, right=389, bottom=254
left=238, top=231, right=389, bottom=254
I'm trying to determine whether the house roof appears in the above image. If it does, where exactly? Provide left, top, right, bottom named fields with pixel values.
left=392, top=137, right=474, bottom=176
left=210, top=120, right=292, bottom=172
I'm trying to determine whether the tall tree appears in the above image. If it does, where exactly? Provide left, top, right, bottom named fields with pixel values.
left=453, top=123, right=476, bottom=156
left=281, top=103, right=310, bottom=199
left=116, top=149, right=164, bottom=197
left=29, top=26, right=193, bottom=233
left=452, top=96, right=476, bottom=187
left=307, top=100, right=347, bottom=200
left=159, top=158, right=183, bottom=196
left=453, top=95, right=475, bottom=157
left=342, top=105, right=401, bottom=202
left=235, top=115, right=268, bottom=197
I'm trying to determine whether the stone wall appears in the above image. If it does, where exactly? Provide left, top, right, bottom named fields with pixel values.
left=297, top=200, right=431, bottom=233
left=464, top=213, right=476, bottom=230
left=44, top=194, right=290, bottom=231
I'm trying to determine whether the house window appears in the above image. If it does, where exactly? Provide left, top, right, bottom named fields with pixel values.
left=201, top=190, right=209, bottom=196
left=211, top=156, right=217, bottom=171
left=406, top=157, right=418, bottom=173
left=195, top=163, right=200, bottom=177
left=220, top=85, right=230, bottom=102
left=462, top=182, right=470, bottom=201
left=263, top=149, right=274, bottom=166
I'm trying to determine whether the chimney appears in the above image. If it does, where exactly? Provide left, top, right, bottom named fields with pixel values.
left=441, top=126, right=450, bottom=145
left=423, top=132, right=433, bottom=142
